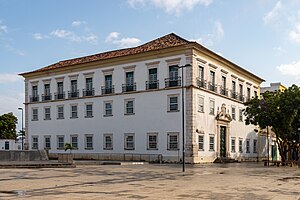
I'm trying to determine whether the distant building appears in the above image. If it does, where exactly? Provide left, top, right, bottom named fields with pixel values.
left=260, top=82, right=286, bottom=93
left=0, top=139, right=20, bottom=150
left=20, top=33, right=268, bottom=163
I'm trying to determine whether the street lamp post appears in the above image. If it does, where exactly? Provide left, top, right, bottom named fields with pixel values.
left=267, top=126, right=269, bottom=166
left=172, top=64, right=191, bottom=172
left=18, top=107, right=24, bottom=150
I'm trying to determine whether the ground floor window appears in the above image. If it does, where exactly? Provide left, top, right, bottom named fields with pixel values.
left=104, top=134, right=113, bottom=150
left=44, top=136, right=51, bottom=149
left=147, top=133, right=158, bottom=150
left=246, top=139, right=250, bottom=153
left=253, top=139, right=257, bottom=153
left=32, top=136, right=38, bottom=149
left=231, top=138, right=236, bottom=153
left=167, top=133, right=179, bottom=150
left=124, top=133, right=135, bottom=150
left=239, top=139, right=243, bottom=153
left=70, top=135, right=78, bottom=149
left=209, top=135, right=214, bottom=151
left=85, top=134, right=93, bottom=150
left=198, top=135, right=204, bottom=150
left=57, top=135, right=64, bottom=149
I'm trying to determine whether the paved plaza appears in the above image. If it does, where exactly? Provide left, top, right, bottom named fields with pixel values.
left=0, top=162, right=299, bottom=199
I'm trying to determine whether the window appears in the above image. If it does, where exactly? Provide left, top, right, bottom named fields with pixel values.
left=57, top=82, right=64, bottom=99
left=198, top=66, right=204, bottom=81
left=57, top=106, right=64, bottom=119
left=32, top=85, right=38, bottom=97
left=32, top=108, right=38, bottom=121
left=198, top=135, right=204, bottom=150
left=148, top=68, right=158, bottom=89
left=232, top=80, right=236, bottom=98
left=209, top=135, right=215, bottom=151
left=44, top=107, right=51, bottom=120
left=104, top=134, right=113, bottom=150
left=86, top=77, right=93, bottom=91
left=239, top=84, right=243, bottom=95
left=85, top=134, right=93, bottom=149
left=247, top=88, right=251, bottom=100
left=71, top=105, right=78, bottom=118
left=231, top=138, right=236, bottom=153
left=44, top=84, right=51, bottom=100
left=254, top=90, right=258, bottom=98
left=169, top=66, right=178, bottom=80
left=209, top=71, right=215, bottom=91
left=70, top=79, right=78, bottom=98
left=168, top=133, right=179, bottom=150
left=239, top=109, right=243, bottom=122
left=104, top=101, right=113, bottom=116
left=44, top=136, right=51, bottom=149
left=221, top=76, right=226, bottom=95
left=209, top=99, right=215, bottom=115
left=124, top=133, right=135, bottom=150
left=253, top=139, right=257, bottom=153
left=198, top=95, right=204, bottom=113
left=147, top=133, right=158, bottom=150
left=231, top=107, right=236, bottom=120
left=246, top=139, right=250, bottom=153
left=239, top=139, right=243, bottom=153
left=103, top=75, right=113, bottom=94
left=125, top=99, right=134, bottom=115
left=70, top=135, right=78, bottom=149
left=57, top=135, right=64, bottom=149
left=32, top=136, right=38, bottom=149
left=85, top=103, right=93, bottom=118
left=168, top=95, right=179, bottom=112
left=124, top=71, right=135, bottom=92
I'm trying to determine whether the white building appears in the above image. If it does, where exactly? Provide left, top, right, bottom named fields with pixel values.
left=0, top=139, right=20, bottom=150
left=20, top=33, right=268, bottom=163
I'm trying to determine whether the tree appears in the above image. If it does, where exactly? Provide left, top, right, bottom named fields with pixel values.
left=64, top=143, right=73, bottom=154
left=0, top=112, right=18, bottom=140
left=244, top=85, right=300, bottom=163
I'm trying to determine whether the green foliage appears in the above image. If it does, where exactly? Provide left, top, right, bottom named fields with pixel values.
left=244, top=84, right=300, bottom=162
left=0, top=112, right=18, bottom=139
left=64, top=143, right=73, bottom=152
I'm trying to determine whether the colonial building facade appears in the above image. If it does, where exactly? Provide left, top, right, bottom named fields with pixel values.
left=20, top=33, right=268, bottom=163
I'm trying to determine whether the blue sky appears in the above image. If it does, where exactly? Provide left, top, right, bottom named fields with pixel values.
left=1, top=0, right=300, bottom=129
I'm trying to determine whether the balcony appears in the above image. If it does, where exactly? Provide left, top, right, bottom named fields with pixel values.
left=165, top=77, right=181, bottom=88
left=196, top=78, right=206, bottom=89
left=42, top=94, right=52, bottom=101
left=208, top=82, right=217, bottom=92
left=146, top=80, right=159, bottom=90
left=30, top=95, right=39, bottom=102
left=68, top=90, right=79, bottom=98
left=238, top=94, right=245, bottom=102
left=55, top=92, right=65, bottom=100
left=101, top=86, right=115, bottom=95
left=122, top=83, right=136, bottom=92
left=220, top=87, right=228, bottom=97
left=231, top=91, right=238, bottom=100
left=82, top=89, right=95, bottom=97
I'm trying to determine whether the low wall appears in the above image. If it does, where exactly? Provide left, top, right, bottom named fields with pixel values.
left=0, top=150, right=49, bottom=161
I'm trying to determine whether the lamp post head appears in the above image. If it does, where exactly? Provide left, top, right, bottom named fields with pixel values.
left=18, top=107, right=23, bottom=110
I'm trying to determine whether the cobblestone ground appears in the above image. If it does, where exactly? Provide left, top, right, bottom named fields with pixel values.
left=0, top=163, right=299, bottom=200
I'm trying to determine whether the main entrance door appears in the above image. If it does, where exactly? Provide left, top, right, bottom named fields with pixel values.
left=220, top=126, right=226, bottom=158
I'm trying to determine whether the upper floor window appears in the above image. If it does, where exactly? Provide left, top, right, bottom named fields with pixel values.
left=32, top=108, right=38, bottom=121
left=168, top=95, right=179, bottom=112
left=199, top=66, right=204, bottom=81
left=125, top=99, right=135, bottom=115
left=32, top=85, right=38, bottom=97
left=56, top=82, right=64, bottom=99
left=239, top=109, right=243, bottom=122
left=232, top=80, right=236, bottom=98
left=254, top=90, right=258, bottom=98
left=70, top=105, right=78, bottom=118
left=84, top=78, right=94, bottom=96
left=123, top=71, right=136, bottom=92
left=209, top=99, right=215, bottom=115
left=147, top=68, right=158, bottom=89
left=221, top=76, right=226, bottom=95
left=57, top=106, right=64, bottom=119
left=247, top=88, right=251, bottom=101
left=198, top=95, right=204, bottom=113
left=85, top=103, right=93, bottom=118
left=102, top=75, right=114, bottom=94
left=239, top=84, right=243, bottom=95
left=104, top=101, right=113, bottom=116
left=231, top=107, right=236, bottom=120
left=69, top=79, right=79, bottom=98
left=209, top=71, right=216, bottom=91
left=44, top=107, right=51, bottom=120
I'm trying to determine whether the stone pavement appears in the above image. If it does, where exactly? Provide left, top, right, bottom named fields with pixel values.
left=0, top=162, right=299, bottom=199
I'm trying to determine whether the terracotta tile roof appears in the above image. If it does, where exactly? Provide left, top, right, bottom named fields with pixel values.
left=21, top=33, right=190, bottom=75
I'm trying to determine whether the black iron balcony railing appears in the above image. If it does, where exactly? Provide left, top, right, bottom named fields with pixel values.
left=42, top=94, right=52, bottom=101
left=101, top=85, right=115, bottom=95
left=68, top=90, right=79, bottom=98
left=82, top=88, right=95, bottom=97
left=146, top=80, right=159, bottom=90
left=165, top=77, right=181, bottom=88
left=238, top=94, right=245, bottom=102
left=54, top=92, right=65, bottom=100
left=122, top=83, right=136, bottom=92
left=220, top=87, right=228, bottom=96
left=208, top=82, right=217, bottom=92
left=196, top=78, right=206, bottom=89
left=231, top=91, right=238, bottom=100
left=30, top=95, right=39, bottom=102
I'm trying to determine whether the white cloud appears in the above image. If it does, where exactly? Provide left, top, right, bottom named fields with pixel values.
left=4, top=44, right=25, bottom=56
left=0, top=20, right=8, bottom=34
left=288, top=23, right=300, bottom=43
left=190, top=20, right=224, bottom=47
left=127, top=0, right=212, bottom=15
left=263, top=1, right=282, bottom=24
left=0, top=73, right=23, bottom=84
left=33, top=33, right=49, bottom=40
left=71, top=20, right=86, bottom=27
left=277, top=61, right=300, bottom=77
left=105, top=32, right=141, bottom=48
left=273, top=46, right=286, bottom=55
